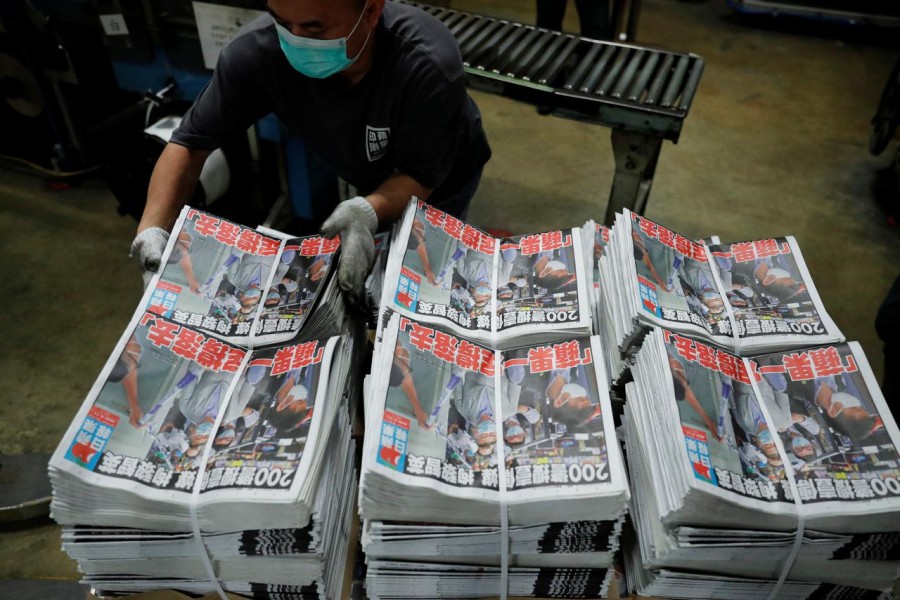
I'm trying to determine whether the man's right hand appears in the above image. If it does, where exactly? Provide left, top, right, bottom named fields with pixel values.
left=130, top=227, right=170, bottom=287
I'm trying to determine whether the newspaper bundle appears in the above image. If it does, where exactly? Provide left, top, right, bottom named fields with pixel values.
left=620, top=326, right=900, bottom=597
left=49, top=206, right=363, bottom=599
left=362, top=312, right=629, bottom=524
left=61, top=420, right=356, bottom=597
left=622, top=532, right=893, bottom=600
left=597, top=210, right=843, bottom=382
left=359, top=308, right=629, bottom=597
left=380, top=200, right=593, bottom=349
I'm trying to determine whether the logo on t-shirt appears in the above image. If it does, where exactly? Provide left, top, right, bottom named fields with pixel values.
left=366, top=125, right=390, bottom=162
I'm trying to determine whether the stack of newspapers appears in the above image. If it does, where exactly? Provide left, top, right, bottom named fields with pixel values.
left=380, top=199, right=594, bottom=349
left=144, top=206, right=346, bottom=347
left=49, top=207, right=361, bottom=599
left=359, top=201, right=629, bottom=599
left=597, top=209, right=844, bottom=384
left=621, top=326, right=900, bottom=598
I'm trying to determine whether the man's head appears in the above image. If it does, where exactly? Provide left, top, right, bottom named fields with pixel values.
left=551, top=383, right=598, bottom=430
left=240, top=286, right=262, bottom=309
left=761, top=267, right=805, bottom=300
left=472, top=414, right=497, bottom=450
left=267, top=0, right=385, bottom=81
left=826, top=392, right=881, bottom=440
left=790, top=435, right=816, bottom=462
left=756, top=428, right=780, bottom=461
left=669, top=357, right=687, bottom=384
left=213, top=426, right=236, bottom=450
left=265, top=288, right=282, bottom=307
left=268, top=384, right=311, bottom=432
left=277, top=384, right=308, bottom=413
left=504, top=419, right=526, bottom=446
left=471, top=281, right=492, bottom=308
left=701, top=290, right=725, bottom=316
left=537, top=260, right=573, bottom=291
left=188, top=419, right=215, bottom=451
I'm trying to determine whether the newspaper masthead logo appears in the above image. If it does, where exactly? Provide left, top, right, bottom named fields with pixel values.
left=366, top=125, right=390, bottom=162
left=377, top=410, right=410, bottom=472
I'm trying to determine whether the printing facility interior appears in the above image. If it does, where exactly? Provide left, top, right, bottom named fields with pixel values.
left=1, top=0, right=900, bottom=598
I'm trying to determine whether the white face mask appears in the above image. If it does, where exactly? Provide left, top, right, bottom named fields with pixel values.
left=830, top=391, right=863, bottom=416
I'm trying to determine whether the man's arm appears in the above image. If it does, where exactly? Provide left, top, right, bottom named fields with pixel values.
left=400, top=373, right=431, bottom=430
left=321, top=172, right=433, bottom=304
left=365, top=171, right=433, bottom=223
left=138, top=143, right=213, bottom=234
left=683, top=383, right=722, bottom=441
left=131, top=144, right=213, bottom=280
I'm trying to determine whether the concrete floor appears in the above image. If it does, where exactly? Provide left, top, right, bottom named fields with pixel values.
left=1, top=0, right=899, bottom=596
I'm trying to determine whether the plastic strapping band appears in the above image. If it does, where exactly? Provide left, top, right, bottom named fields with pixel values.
left=745, top=358, right=805, bottom=600
left=245, top=238, right=287, bottom=350
left=702, top=244, right=742, bottom=356
left=187, top=341, right=253, bottom=600
left=493, top=348, right=510, bottom=600
left=489, top=237, right=510, bottom=599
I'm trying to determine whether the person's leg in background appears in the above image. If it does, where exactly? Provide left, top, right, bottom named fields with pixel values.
left=536, top=0, right=567, bottom=31
left=876, top=273, right=900, bottom=407
left=573, top=0, right=612, bottom=40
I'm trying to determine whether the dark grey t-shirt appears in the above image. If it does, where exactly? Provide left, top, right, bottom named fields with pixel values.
left=172, top=2, right=491, bottom=216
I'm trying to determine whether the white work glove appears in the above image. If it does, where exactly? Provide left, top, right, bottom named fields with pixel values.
left=320, top=196, right=378, bottom=306
left=130, top=227, right=170, bottom=289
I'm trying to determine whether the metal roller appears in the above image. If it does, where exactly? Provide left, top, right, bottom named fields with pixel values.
left=522, top=33, right=569, bottom=82
left=398, top=0, right=703, bottom=141
left=537, top=35, right=581, bottom=86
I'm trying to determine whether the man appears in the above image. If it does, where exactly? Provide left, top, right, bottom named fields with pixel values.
left=131, top=0, right=491, bottom=303
left=448, top=370, right=532, bottom=460
left=388, top=342, right=432, bottom=429
left=541, top=370, right=604, bottom=435
left=668, top=355, right=722, bottom=442
left=267, top=379, right=314, bottom=434
left=815, top=379, right=885, bottom=443
left=752, top=260, right=810, bottom=305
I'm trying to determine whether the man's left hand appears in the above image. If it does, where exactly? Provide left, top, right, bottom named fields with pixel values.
left=321, top=196, right=378, bottom=306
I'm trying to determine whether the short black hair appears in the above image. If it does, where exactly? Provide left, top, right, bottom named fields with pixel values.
left=266, top=406, right=309, bottom=434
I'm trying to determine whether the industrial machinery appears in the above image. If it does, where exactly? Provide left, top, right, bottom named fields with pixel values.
left=402, top=0, right=704, bottom=224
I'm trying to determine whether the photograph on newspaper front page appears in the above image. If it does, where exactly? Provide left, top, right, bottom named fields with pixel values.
left=391, top=199, right=497, bottom=334
left=495, top=230, right=588, bottom=334
left=58, top=310, right=246, bottom=492
left=385, top=200, right=591, bottom=346
left=708, top=237, right=839, bottom=345
left=660, top=330, right=792, bottom=505
left=200, top=337, right=334, bottom=493
left=628, top=212, right=725, bottom=339
left=146, top=207, right=339, bottom=347
left=373, top=316, right=618, bottom=497
left=56, top=306, right=340, bottom=498
left=753, top=343, right=900, bottom=505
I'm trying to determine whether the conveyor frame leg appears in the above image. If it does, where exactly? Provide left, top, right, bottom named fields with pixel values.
left=604, top=129, right=662, bottom=225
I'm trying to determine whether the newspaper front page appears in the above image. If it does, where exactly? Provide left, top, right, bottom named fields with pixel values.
left=381, top=200, right=592, bottom=348
left=147, top=207, right=338, bottom=347
left=610, top=210, right=843, bottom=355
left=50, top=305, right=344, bottom=529
left=361, top=313, right=628, bottom=526
left=629, top=327, right=900, bottom=532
